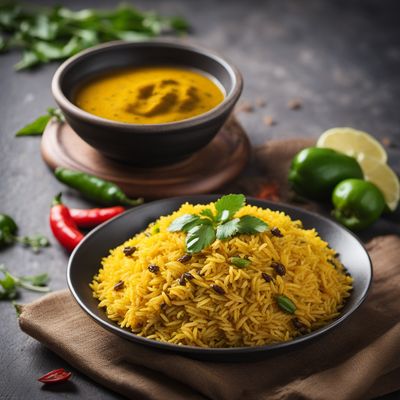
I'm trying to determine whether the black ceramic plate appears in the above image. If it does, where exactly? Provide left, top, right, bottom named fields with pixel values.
left=67, top=195, right=372, bottom=361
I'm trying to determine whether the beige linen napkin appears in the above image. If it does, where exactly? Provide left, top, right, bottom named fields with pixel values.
left=19, top=235, right=400, bottom=400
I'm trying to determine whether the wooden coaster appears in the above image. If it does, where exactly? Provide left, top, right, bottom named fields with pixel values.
left=41, top=117, right=250, bottom=199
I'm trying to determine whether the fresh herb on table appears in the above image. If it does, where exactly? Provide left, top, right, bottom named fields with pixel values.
left=0, top=213, right=49, bottom=252
left=0, top=264, right=50, bottom=300
left=16, top=108, right=64, bottom=136
left=0, top=2, right=189, bottom=70
left=168, top=194, right=268, bottom=253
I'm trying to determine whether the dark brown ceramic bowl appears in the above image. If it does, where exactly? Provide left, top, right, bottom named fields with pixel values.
left=52, top=40, right=243, bottom=166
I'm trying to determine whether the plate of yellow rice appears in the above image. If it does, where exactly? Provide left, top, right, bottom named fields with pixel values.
left=67, top=195, right=372, bottom=360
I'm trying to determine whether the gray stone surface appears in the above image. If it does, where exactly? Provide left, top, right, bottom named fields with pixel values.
left=0, top=0, right=399, bottom=398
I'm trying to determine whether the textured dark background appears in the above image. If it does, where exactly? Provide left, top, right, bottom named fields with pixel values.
left=1, top=0, right=399, bottom=399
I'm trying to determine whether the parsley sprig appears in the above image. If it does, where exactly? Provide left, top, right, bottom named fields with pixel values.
left=0, top=264, right=50, bottom=300
left=168, top=194, right=268, bottom=253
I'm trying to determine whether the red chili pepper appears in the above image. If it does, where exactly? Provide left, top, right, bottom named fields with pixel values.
left=38, top=368, right=72, bottom=384
left=69, top=206, right=125, bottom=228
left=50, top=193, right=84, bottom=252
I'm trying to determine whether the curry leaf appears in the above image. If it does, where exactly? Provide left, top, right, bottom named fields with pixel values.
left=16, top=108, right=64, bottom=136
left=15, top=114, right=51, bottom=136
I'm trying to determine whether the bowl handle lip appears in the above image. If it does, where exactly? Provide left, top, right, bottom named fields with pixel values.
left=52, top=39, right=243, bottom=133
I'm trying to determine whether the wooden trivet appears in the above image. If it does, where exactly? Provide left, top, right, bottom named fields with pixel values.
left=41, top=117, right=250, bottom=199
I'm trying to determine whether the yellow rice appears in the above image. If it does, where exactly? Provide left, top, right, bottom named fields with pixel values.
left=90, top=202, right=353, bottom=348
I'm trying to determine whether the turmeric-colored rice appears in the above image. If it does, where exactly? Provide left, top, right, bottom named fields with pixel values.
left=90, top=202, right=352, bottom=348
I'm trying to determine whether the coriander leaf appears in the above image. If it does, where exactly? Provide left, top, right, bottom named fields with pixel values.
left=215, top=194, right=245, bottom=222
left=230, top=257, right=251, bottom=268
left=23, top=14, right=58, bottom=41
left=19, top=273, right=49, bottom=287
left=0, top=35, right=7, bottom=52
left=0, top=270, right=17, bottom=300
left=186, top=222, right=215, bottom=253
left=170, top=16, right=190, bottom=33
left=200, top=208, right=215, bottom=221
left=14, top=50, right=41, bottom=70
left=1, top=3, right=189, bottom=70
left=216, top=218, right=240, bottom=240
left=33, top=40, right=65, bottom=60
left=47, top=107, right=64, bottom=122
left=237, top=215, right=268, bottom=234
left=168, top=214, right=200, bottom=232
left=16, top=234, right=50, bottom=253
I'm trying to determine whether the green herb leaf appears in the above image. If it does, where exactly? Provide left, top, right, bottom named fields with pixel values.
left=0, top=265, right=50, bottom=298
left=200, top=208, right=215, bottom=221
left=0, top=35, right=7, bottom=52
left=230, top=257, right=251, bottom=268
left=276, top=295, right=296, bottom=314
left=19, top=273, right=49, bottom=287
left=12, top=301, right=23, bottom=316
left=15, top=114, right=51, bottom=136
left=16, top=234, right=50, bottom=253
left=215, top=194, right=245, bottom=222
left=216, top=218, right=240, bottom=240
left=1, top=3, right=189, bottom=70
left=237, top=215, right=268, bottom=234
left=0, top=266, right=17, bottom=300
left=16, top=108, right=63, bottom=136
left=14, top=50, right=42, bottom=70
left=186, top=222, right=215, bottom=253
left=168, top=214, right=200, bottom=232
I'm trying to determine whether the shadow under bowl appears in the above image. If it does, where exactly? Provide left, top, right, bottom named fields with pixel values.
left=52, top=40, right=243, bottom=166
left=68, top=196, right=372, bottom=361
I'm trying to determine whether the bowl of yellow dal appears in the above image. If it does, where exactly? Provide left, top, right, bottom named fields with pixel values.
left=52, top=40, right=243, bottom=166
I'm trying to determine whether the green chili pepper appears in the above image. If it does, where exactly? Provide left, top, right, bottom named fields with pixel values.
left=54, top=168, right=143, bottom=206
left=0, top=214, right=18, bottom=247
left=230, top=257, right=251, bottom=268
left=276, top=295, right=297, bottom=314
left=332, top=179, right=385, bottom=231
left=288, top=147, right=363, bottom=200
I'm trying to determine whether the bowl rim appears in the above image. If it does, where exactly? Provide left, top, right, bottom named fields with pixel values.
left=67, top=195, right=373, bottom=355
left=52, top=39, right=243, bottom=132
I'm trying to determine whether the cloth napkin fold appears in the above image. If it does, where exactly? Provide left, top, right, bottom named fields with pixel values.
left=19, top=235, right=400, bottom=400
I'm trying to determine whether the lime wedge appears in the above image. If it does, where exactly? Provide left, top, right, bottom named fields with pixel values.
left=317, top=127, right=387, bottom=164
left=358, top=157, right=399, bottom=211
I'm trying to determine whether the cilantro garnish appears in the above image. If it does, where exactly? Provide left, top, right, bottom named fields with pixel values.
left=0, top=264, right=50, bottom=300
left=168, top=194, right=268, bottom=253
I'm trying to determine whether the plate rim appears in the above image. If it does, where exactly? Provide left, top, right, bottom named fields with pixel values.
left=67, top=195, right=372, bottom=355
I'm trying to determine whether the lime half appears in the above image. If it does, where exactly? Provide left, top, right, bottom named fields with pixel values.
left=317, top=127, right=387, bottom=164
